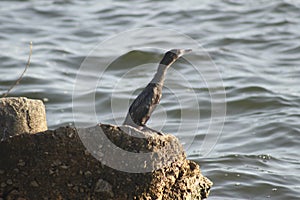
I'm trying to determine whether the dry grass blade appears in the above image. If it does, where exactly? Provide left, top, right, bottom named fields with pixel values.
left=2, top=42, right=33, bottom=98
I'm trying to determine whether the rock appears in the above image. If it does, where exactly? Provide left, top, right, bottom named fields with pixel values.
left=0, top=124, right=212, bottom=199
left=0, top=97, right=47, bottom=140
left=94, top=179, right=113, bottom=197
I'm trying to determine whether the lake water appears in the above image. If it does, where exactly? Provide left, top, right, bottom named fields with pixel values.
left=1, top=0, right=299, bottom=199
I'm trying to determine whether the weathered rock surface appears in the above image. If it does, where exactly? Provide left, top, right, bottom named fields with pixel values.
left=0, top=124, right=212, bottom=200
left=0, top=97, right=47, bottom=140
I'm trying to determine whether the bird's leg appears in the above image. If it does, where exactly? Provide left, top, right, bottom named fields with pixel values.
left=141, top=125, right=164, bottom=136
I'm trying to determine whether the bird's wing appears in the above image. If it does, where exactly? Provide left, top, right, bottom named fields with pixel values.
left=128, top=83, right=162, bottom=126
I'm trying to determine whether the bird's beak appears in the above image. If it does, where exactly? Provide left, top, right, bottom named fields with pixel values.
left=178, top=49, right=192, bottom=57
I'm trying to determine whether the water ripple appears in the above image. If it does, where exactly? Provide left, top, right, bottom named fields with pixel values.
left=1, top=0, right=300, bottom=199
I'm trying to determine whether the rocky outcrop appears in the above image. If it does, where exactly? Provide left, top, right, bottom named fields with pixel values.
left=0, top=97, right=47, bottom=140
left=0, top=124, right=212, bottom=200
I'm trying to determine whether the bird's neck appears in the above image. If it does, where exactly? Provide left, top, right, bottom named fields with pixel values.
left=150, top=62, right=173, bottom=85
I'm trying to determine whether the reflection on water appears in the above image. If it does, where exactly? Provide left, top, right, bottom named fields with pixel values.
left=1, top=0, right=300, bottom=199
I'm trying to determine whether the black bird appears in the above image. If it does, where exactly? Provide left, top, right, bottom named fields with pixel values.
left=123, top=49, right=192, bottom=134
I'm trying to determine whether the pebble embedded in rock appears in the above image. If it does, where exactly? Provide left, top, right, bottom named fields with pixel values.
left=94, top=179, right=113, bottom=196
left=0, top=182, right=6, bottom=188
left=6, top=179, right=13, bottom=185
left=84, top=171, right=92, bottom=176
left=52, top=159, right=62, bottom=166
left=67, top=183, right=73, bottom=187
left=30, top=180, right=39, bottom=187
left=60, top=165, right=69, bottom=169
left=73, top=186, right=79, bottom=192
left=18, top=160, right=25, bottom=167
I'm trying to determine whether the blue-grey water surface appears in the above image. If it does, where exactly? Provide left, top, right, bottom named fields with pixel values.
left=1, top=0, right=300, bottom=199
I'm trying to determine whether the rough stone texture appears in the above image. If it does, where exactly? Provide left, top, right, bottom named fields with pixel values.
left=0, top=97, right=47, bottom=140
left=0, top=124, right=212, bottom=200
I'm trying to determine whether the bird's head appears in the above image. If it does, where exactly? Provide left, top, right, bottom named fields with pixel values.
left=169, top=49, right=192, bottom=58
left=160, top=49, right=192, bottom=66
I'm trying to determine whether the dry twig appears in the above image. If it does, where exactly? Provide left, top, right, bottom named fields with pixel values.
left=2, top=41, right=33, bottom=98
